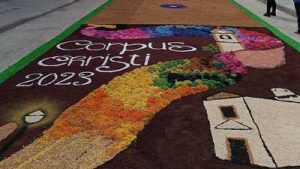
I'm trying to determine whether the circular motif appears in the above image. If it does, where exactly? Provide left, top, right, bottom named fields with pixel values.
left=160, top=4, right=187, bottom=9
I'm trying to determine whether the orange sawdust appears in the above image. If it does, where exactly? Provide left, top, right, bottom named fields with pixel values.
left=43, top=60, right=210, bottom=154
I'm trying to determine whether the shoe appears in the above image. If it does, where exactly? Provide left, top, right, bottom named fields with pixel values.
left=264, top=13, right=271, bottom=17
left=270, top=12, right=276, bottom=16
left=295, top=31, right=300, bottom=34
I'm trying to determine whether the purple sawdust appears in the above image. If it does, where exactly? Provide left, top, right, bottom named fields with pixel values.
left=160, top=4, right=187, bottom=9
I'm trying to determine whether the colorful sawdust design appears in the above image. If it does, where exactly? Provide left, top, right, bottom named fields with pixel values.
left=81, top=25, right=213, bottom=39
left=0, top=25, right=287, bottom=169
left=204, top=88, right=300, bottom=168
left=81, top=26, right=283, bottom=50
left=0, top=56, right=243, bottom=169
left=81, top=25, right=286, bottom=69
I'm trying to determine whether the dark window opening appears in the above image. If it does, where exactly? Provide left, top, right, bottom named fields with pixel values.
left=228, top=138, right=251, bottom=164
left=220, top=35, right=233, bottom=40
left=220, top=106, right=237, bottom=118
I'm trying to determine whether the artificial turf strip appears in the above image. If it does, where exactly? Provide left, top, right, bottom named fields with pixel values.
left=231, top=0, right=300, bottom=53
left=0, top=0, right=113, bottom=85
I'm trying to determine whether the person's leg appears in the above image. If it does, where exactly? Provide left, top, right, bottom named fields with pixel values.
left=295, top=2, right=300, bottom=33
left=270, top=0, right=277, bottom=16
left=264, top=0, right=272, bottom=16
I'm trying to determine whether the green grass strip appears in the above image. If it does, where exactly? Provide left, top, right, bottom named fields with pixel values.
left=0, top=0, right=112, bottom=84
left=231, top=0, right=300, bottom=53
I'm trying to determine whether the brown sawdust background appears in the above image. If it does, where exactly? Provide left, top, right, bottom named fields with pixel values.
left=88, top=0, right=262, bottom=27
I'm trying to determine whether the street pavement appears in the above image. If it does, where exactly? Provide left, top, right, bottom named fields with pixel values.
left=0, top=0, right=107, bottom=73
left=277, top=0, right=295, bottom=11
left=0, top=0, right=78, bottom=33
left=258, top=0, right=295, bottom=16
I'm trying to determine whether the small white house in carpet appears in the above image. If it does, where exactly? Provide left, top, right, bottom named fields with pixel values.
left=203, top=88, right=300, bottom=168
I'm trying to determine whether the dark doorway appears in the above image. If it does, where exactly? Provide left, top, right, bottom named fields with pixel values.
left=228, top=138, right=251, bottom=164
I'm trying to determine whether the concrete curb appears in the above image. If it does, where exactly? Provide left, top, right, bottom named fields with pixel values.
left=257, top=0, right=296, bottom=17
